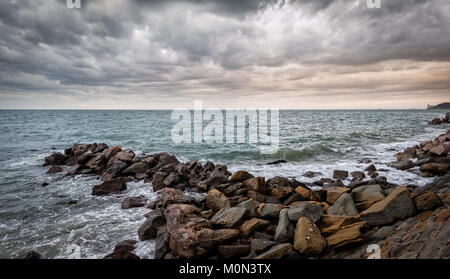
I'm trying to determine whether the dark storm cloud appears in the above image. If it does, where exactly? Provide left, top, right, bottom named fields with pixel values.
left=0, top=0, right=449, bottom=108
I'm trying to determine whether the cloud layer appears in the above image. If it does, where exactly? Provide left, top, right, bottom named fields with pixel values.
left=0, top=0, right=449, bottom=109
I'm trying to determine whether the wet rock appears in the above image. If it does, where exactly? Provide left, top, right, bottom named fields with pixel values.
left=104, top=240, right=140, bottom=259
left=352, top=184, right=385, bottom=203
left=360, top=186, right=415, bottom=226
left=121, top=196, right=147, bottom=209
left=270, top=186, right=293, bottom=199
left=160, top=188, right=196, bottom=207
left=102, top=160, right=128, bottom=182
left=212, top=207, right=247, bottom=228
left=68, top=200, right=78, bottom=205
left=22, top=251, right=42, bottom=259
left=266, top=176, right=291, bottom=187
left=274, top=208, right=293, bottom=243
left=333, top=170, right=349, bottom=180
left=154, top=227, right=169, bottom=259
left=44, top=152, right=67, bottom=166
left=253, top=243, right=292, bottom=259
left=197, top=229, right=240, bottom=251
left=267, top=159, right=287, bottom=165
left=206, top=189, right=230, bottom=211
left=413, top=191, right=443, bottom=212
left=287, top=202, right=323, bottom=222
left=364, top=164, right=377, bottom=172
left=326, top=193, right=358, bottom=216
left=215, top=182, right=243, bottom=196
left=229, top=170, right=254, bottom=183
left=92, top=179, right=126, bottom=195
left=348, top=179, right=368, bottom=189
left=351, top=171, right=366, bottom=181
left=326, top=187, right=350, bottom=204
left=217, top=245, right=250, bottom=259
left=391, top=160, right=415, bottom=170
left=303, top=171, right=321, bottom=178
left=138, top=211, right=166, bottom=240
left=239, top=218, right=270, bottom=237
left=429, top=144, right=447, bottom=157
left=207, top=168, right=229, bottom=188
left=66, top=163, right=82, bottom=176
left=318, top=215, right=361, bottom=236
left=243, top=177, right=266, bottom=193
left=293, top=217, right=326, bottom=256
left=47, top=166, right=62, bottom=174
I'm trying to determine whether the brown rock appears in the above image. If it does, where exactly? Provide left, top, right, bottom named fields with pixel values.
left=413, top=191, right=443, bottom=212
left=217, top=245, right=250, bottom=259
left=326, top=187, right=350, bottom=204
left=121, top=196, right=147, bottom=209
left=256, top=203, right=284, bottom=218
left=293, top=217, right=327, bottom=256
left=318, top=215, right=361, bottom=236
left=92, top=179, right=126, bottom=195
left=253, top=243, right=293, bottom=259
left=212, top=207, right=247, bottom=228
left=47, top=166, right=62, bottom=174
left=243, top=177, right=266, bottom=193
left=270, top=186, right=293, bottom=199
left=206, top=189, right=230, bottom=211
left=229, top=170, right=254, bottom=183
left=239, top=218, right=270, bottom=237
left=429, top=144, right=447, bottom=157
left=325, top=221, right=367, bottom=249
left=360, top=187, right=416, bottom=226
left=419, top=163, right=448, bottom=175
left=294, top=186, right=311, bottom=200
left=333, top=170, right=348, bottom=180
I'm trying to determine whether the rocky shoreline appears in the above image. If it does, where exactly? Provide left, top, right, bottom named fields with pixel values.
left=40, top=127, right=450, bottom=259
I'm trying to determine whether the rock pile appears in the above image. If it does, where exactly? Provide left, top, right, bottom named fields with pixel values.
left=428, top=112, right=450, bottom=125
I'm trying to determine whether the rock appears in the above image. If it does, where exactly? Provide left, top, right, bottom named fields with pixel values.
left=154, top=227, right=169, bottom=259
left=121, top=196, right=147, bottom=209
left=215, top=182, right=243, bottom=196
left=294, top=186, right=311, bottom=200
left=364, top=164, right=377, bottom=172
left=325, top=221, right=367, bottom=249
left=229, top=170, right=254, bottom=183
left=243, top=177, right=266, bottom=193
left=274, top=208, right=293, bottom=243
left=217, top=245, right=250, bottom=259
left=197, top=229, right=240, bottom=251
left=239, top=218, right=270, bottom=237
left=429, top=117, right=443, bottom=125
left=44, top=152, right=67, bottom=166
left=160, top=188, right=196, bottom=207
left=66, top=163, right=82, bottom=175
left=47, top=166, right=62, bottom=174
left=333, top=170, right=348, bottom=180
left=266, top=159, right=288, bottom=165
left=303, top=171, right=321, bottom=178
left=413, top=191, right=443, bottom=212
left=348, top=179, right=367, bottom=189
left=138, top=211, right=166, bottom=240
left=326, top=193, right=358, bottom=216
left=151, top=171, right=168, bottom=191
left=102, top=160, right=128, bottom=181
left=253, top=243, right=292, bottom=259
left=270, top=186, right=292, bottom=199
left=122, top=161, right=150, bottom=175
left=104, top=249, right=140, bottom=259
left=391, top=160, right=415, bottom=170
left=212, top=207, right=247, bottom=228
left=92, top=179, right=126, bottom=195
left=351, top=184, right=385, bottom=203
left=104, top=239, right=138, bottom=259
left=207, top=168, right=229, bottom=188
left=293, top=217, right=326, bottom=256
left=256, top=203, right=284, bottom=218
left=317, top=215, right=361, bottom=236
left=360, top=186, right=416, bottom=226
left=206, top=189, right=230, bottom=211
left=287, top=202, right=323, bottom=222
left=76, top=150, right=93, bottom=164
left=236, top=198, right=257, bottom=217
left=325, top=187, right=350, bottom=204
left=22, top=251, right=42, bottom=259
left=351, top=171, right=366, bottom=180
left=266, top=176, right=291, bottom=187
left=419, top=163, right=448, bottom=175
left=429, top=144, right=447, bottom=157
left=251, top=238, right=276, bottom=254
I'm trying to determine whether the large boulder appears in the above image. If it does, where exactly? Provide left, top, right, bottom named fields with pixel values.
left=318, top=215, right=361, bottom=236
left=326, top=193, right=358, bottom=216
left=256, top=203, right=284, bottom=219
left=121, top=196, right=147, bottom=209
left=207, top=168, right=229, bottom=188
left=274, top=208, right=293, bottom=243
left=122, top=161, right=150, bottom=175
left=352, top=184, right=385, bottom=203
left=293, top=217, right=326, bottom=256
left=419, top=163, right=448, bottom=175
left=326, top=187, right=350, bottom=204
left=236, top=198, right=257, bottom=217
left=266, top=176, right=291, bottom=187
left=92, top=179, right=126, bottom=195
left=360, top=186, right=415, bottom=226
left=206, top=189, right=230, bottom=211
left=287, top=202, right=323, bottom=222
left=44, top=152, right=67, bottom=166
left=212, top=207, right=247, bottom=228
left=239, top=218, right=270, bottom=237
left=325, top=221, right=367, bottom=249
left=138, top=211, right=166, bottom=240
left=160, top=188, right=196, bottom=207
left=429, top=144, right=447, bottom=157
left=101, top=160, right=128, bottom=181
left=229, top=170, right=254, bottom=183
left=333, top=170, right=349, bottom=180
left=243, top=177, right=266, bottom=193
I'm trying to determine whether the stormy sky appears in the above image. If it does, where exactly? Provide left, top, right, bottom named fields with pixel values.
left=0, top=0, right=449, bottom=109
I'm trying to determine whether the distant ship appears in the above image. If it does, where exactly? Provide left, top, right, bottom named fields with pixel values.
left=427, top=102, right=450, bottom=109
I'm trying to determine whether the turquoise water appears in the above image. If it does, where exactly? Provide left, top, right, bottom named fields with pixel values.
left=0, top=109, right=448, bottom=258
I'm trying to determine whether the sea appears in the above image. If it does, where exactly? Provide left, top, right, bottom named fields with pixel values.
left=0, top=109, right=448, bottom=259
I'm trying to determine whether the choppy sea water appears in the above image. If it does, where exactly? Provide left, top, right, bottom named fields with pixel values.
left=0, top=109, right=448, bottom=259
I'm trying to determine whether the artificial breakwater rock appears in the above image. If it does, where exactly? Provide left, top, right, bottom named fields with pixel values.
left=42, top=131, right=450, bottom=259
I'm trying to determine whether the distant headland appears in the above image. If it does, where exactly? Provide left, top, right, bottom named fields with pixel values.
left=427, top=102, right=450, bottom=109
